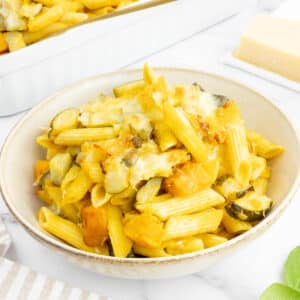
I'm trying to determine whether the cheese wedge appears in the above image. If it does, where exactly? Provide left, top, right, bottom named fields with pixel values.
left=235, top=15, right=300, bottom=83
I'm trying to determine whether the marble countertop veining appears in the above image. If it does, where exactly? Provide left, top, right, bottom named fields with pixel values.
left=2, top=1, right=299, bottom=299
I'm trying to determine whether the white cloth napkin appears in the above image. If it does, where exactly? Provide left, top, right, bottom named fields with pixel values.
left=0, top=217, right=108, bottom=300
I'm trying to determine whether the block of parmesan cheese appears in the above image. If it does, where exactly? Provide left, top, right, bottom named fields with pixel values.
left=235, top=15, right=300, bottom=83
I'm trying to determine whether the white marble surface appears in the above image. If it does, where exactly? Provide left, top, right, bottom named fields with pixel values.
left=1, top=1, right=300, bottom=299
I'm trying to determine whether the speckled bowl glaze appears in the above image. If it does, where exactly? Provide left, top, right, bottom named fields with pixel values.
left=1, top=68, right=300, bottom=279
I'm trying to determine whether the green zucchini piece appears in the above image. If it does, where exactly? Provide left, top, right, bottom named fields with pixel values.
left=236, top=186, right=254, bottom=199
left=113, top=80, right=145, bottom=97
left=50, top=108, right=80, bottom=136
left=49, top=152, right=72, bottom=185
left=226, top=191, right=272, bottom=222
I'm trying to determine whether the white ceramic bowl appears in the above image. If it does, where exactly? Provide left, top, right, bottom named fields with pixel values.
left=1, top=68, right=300, bottom=279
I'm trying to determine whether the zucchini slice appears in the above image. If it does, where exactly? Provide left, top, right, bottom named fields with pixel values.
left=226, top=191, right=272, bottom=222
left=113, top=80, right=145, bottom=97
left=49, top=108, right=80, bottom=136
left=49, top=152, right=72, bottom=185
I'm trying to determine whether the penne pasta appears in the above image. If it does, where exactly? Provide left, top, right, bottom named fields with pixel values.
left=60, top=12, right=88, bottom=25
left=24, top=22, right=70, bottom=44
left=28, top=5, right=64, bottom=32
left=154, top=123, right=177, bottom=151
left=79, top=109, right=123, bottom=127
left=163, top=101, right=208, bottom=163
left=164, top=237, right=204, bottom=255
left=247, top=129, right=284, bottom=159
left=3, top=32, right=26, bottom=52
left=54, top=128, right=116, bottom=145
left=107, top=204, right=132, bottom=257
left=82, top=0, right=120, bottom=10
left=222, top=211, right=252, bottom=234
left=198, top=233, right=228, bottom=248
left=252, top=177, right=268, bottom=195
left=136, top=177, right=162, bottom=204
left=136, top=189, right=224, bottom=221
left=164, top=208, right=223, bottom=240
left=62, top=169, right=93, bottom=205
left=80, top=160, right=104, bottom=184
left=226, top=123, right=252, bottom=186
left=34, top=65, right=283, bottom=258
left=250, top=155, right=267, bottom=180
left=39, top=207, right=108, bottom=254
left=133, top=245, right=169, bottom=258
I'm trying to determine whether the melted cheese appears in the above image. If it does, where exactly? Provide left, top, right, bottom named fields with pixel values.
left=182, top=91, right=217, bottom=118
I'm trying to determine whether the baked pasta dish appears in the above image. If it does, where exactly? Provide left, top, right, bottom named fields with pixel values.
left=34, top=65, right=284, bottom=258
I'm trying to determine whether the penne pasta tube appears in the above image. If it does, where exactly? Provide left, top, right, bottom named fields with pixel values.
left=133, top=245, right=169, bottom=258
left=247, top=129, right=284, bottom=159
left=62, top=170, right=93, bottom=205
left=107, top=204, right=132, bottom=257
left=54, top=128, right=116, bottom=145
left=3, top=32, right=26, bottom=52
left=61, top=0, right=84, bottom=12
left=36, top=189, right=52, bottom=205
left=252, top=177, right=268, bottom=195
left=113, top=80, right=145, bottom=97
left=226, top=123, right=252, bottom=186
left=154, top=123, right=177, bottom=151
left=80, top=160, right=104, bottom=183
left=60, top=12, right=88, bottom=25
left=24, top=22, right=69, bottom=44
left=164, top=208, right=223, bottom=240
left=34, top=0, right=56, bottom=7
left=143, top=63, right=157, bottom=84
left=222, top=211, right=252, bottom=234
left=136, top=188, right=225, bottom=221
left=136, top=177, right=162, bottom=204
left=110, top=186, right=136, bottom=206
left=88, top=6, right=115, bottom=18
left=79, top=109, right=123, bottom=127
left=163, top=101, right=208, bottom=163
left=118, top=0, right=137, bottom=8
left=38, top=207, right=107, bottom=254
left=164, top=237, right=204, bottom=255
left=0, top=33, right=8, bottom=53
left=198, top=233, right=228, bottom=248
left=91, top=184, right=111, bottom=207
left=82, top=0, right=120, bottom=10
left=28, top=5, right=64, bottom=32
left=250, top=155, right=267, bottom=180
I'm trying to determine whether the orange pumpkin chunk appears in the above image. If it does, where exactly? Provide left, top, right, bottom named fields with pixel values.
left=124, top=214, right=164, bottom=249
left=82, top=205, right=108, bottom=247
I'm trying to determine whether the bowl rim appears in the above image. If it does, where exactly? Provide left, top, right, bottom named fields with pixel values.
left=1, top=66, right=300, bottom=265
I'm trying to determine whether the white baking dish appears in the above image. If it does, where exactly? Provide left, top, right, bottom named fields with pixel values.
left=0, top=0, right=242, bottom=116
